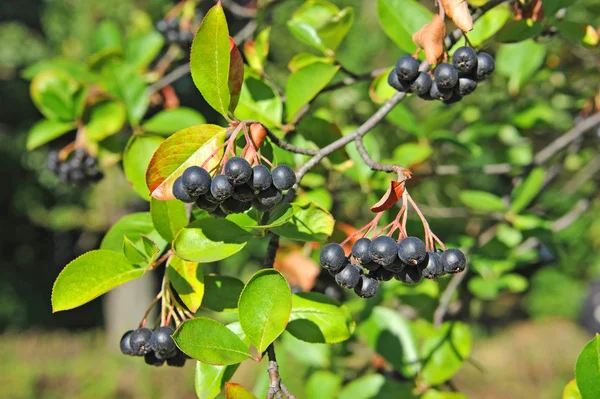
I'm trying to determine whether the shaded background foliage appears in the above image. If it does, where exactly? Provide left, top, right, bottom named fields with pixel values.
left=0, top=0, right=599, bottom=398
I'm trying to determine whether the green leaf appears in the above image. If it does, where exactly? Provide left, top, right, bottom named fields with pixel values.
left=422, top=390, right=467, bottom=399
left=150, top=198, right=188, bottom=242
left=369, top=67, right=395, bottom=104
left=235, top=69, right=283, bottom=128
left=338, top=374, right=417, bottom=399
left=281, top=332, right=331, bottom=367
left=496, top=21, right=544, bottom=43
left=420, top=322, right=472, bottom=385
left=499, top=273, right=528, bottom=293
left=52, top=250, right=145, bottom=312
left=467, top=5, right=511, bottom=47
left=30, top=69, right=84, bottom=122
left=496, top=223, right=523, bottom=248
left=285, top=62, right=339, bottom=122
left=22, top=59, right=86, bottom=81
left=459, top=190, right=506, bottom=212
left=391, top=143, right=432, bottom=168
left=101, top=62, right=148, bottom=126
left=141, top=235, right=160, bottom=261
left=195, top=361, right=239, bottom=399
left=26, top=119, right=75, bottom=150
left=173, top=317, right=252, bottom=365
left=100, top=212, right=168, bottom=255
left=468, top=277, right=500, bottom=300
left=287, top=21, right=328, bottom=54
left=496, top=40, right=546, bottom=95
left=297, top=116, right=348, bottom=164
left=287, top=292, right=354, bottom=344
left=167, top=254, right=205, bottom=313
left=510, top=167, right=546, bottom=214
left=85, top=101, right=126, bottom=141
left=272, top=202, right=334, bottom=242
left=248, top=203, right=295, bottom=230
left=563, top=379, right=582, bottom=399
left=123, top=134, right=164, bottom=201
left=203, top=275, right=245, bottom=312
left=288, top=53, right=334, bottom=72
left=173, top=218, right=253, bottom=263
left=142, top=107, right=206, bottom=136
left=306, top=371, right=342, bottom=399
left=557, top=22, right=600, bottom=48
left=357, top=306, right=420, bottom=377
left=512, top=214, right=547, bottom=230
left=146, top=124, right=226, bottom=200
left=376, top=0, right=433, bottom=53
left=544, top=0, right=577, bottom=15
left=125, top=31, right=164, bottom=69
left=317, top=7, right=354, bottom=52
left=244, top=28, right=270, bottom=74
left=225, top=383, right=258, bottom=399
left=238, top=269, right=292, bottom=353
left=575, top=334, right=600, bottom=399
left=94, top=21, right=122, bottom=52
left=190, top=2, right=231, bottom=117
left=122, top=236, right=148, bottom=265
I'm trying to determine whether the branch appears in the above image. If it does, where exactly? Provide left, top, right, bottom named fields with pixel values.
left=219, top=0, right=257, bottom=18
left=266, top=343, right=296, bottom=399
left=355, top=136, right=402, bottom=173
left=264, top=127, right=318, bottom=155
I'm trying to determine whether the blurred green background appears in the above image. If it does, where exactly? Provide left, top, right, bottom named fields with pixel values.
left=1, top=0, right=600, bottom=398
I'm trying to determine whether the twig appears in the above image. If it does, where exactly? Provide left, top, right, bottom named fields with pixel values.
left=561, top=154, right=600, bottom=194
left=266, top=343, right=296, bottom=399
left=355, top=136, right=400, bottom=173
left=551, top=198, right=591, bottom=232
left=219, top=0, right=257, bottom=18
left=433, top=269, right=468, bottom=328
left=264, top=126, right=318, bottom=155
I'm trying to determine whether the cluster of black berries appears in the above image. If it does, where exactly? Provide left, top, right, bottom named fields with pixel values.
left=46, top=149, right=102, bottom=185
left=388, top=47, right=495, bottom=104
left=120, top=326, right=188, bottom=367
left=319, top=236, right=466, bottom=298
left=173, top=157, right=296, bottom=216
left=156, top=18, right=194, bottom=47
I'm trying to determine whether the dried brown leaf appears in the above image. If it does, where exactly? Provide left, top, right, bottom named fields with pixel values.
left=441, top=0, right=473, bottom=32
left=370, top=181, right=405, bottom=213
left=412, top=15, right=446, bottom=65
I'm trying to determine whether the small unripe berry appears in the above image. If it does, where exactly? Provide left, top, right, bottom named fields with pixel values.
left=410, top=72, right=433, bottom=96
left=130, top=328, right=153, bottom=356
left=224, top=157, right=252, bottom=185
left=173, top=177, right=197, bottom=203
left=441, top=248, right=466, bottom=274
left=395, top=266, right=424, bottom=284
left=250, top=165, right=272, bottom=192
left=210, top=175, right=234, bottom=201
left=434, top=63, right=459, bottom=89
left=475, top=52, right=495, bottom=80
left=369, top=236, right=398, bottom=266
left=255, top=186, right=282, bottom=208
left=398, top=237, right=427, bottom=265
left=150, top=326, right=177, bottom=358
left=335, top=264, right=362, bottom=289
left=354, top=275, right=379, bottom=298
left=182, top=166, right=211, bottom=196
left=120, top=330, right=134, bottom=355
left=454, top=77, right=477, bottom=96
left=395, top=55, right=420, bottom=81
left=421, top=251, right=444, bottom=280
left=351, top=238, right=372, bottom=265
left=319, top=243, right=347, bottom=274
left=452, top=46, right=478, bottom=73
left=272, top=165, right=296, bottom=190
left=388, top=70, right=412, bottom=92
left=430, top=81, right=453, bottom=101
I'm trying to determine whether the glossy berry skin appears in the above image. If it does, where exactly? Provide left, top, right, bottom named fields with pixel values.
left=256, top=186, right=282, bottom=208
left=250, top=165, right=272, bottom=192
left=144, top=351, right=165, bottom=366
left=232, top=184, right=255, bottom=202
left=395, top=266, right=424, bottom=284
left=398, top=237, right=427, bottom=265
left=220, top=198, right=250, bottom=214
left=421, top=251, right=444, bottom=279
left=430, top=81, right=453, bottom=101
left=351, top=238, right=372, bottom=264
left=452, top=46, right=478, bottom=73
left=210, top=175, right=234, bottom=201
left=395, top=55, right=420, bottom=81
left=150, top=326, right=177, bottom=358
left=441, top=248, right=466, bottom=274
left=182, top=166, right=211, bottom=196
left=319, top=243, right=347, bottom=274
left=388, top=70, right=412, bottom=92
left=354, top=275, right=379, bottom=299
left=475, top=52, right=495, bottom=80
left=196, top=195, right=219, bottom=212
left=130, top=328, right=153, bottom=356
left=224, top=157, right=252, bottom=185
left=173, top=177, right=197, bottom=203
left=410, top=72, right=433, bottom=96
left=434, top=63, right=459, bottom=89
left=272, top=165, right=296, bottom=190
left=120, top=330, right=134, bottom=355
left=370, top=267, right=394, bottom=281
left=335, top=264, right=362, bottom=289
left=383, top=257, right=406, bottom=273
left=454, top=77, right=477, bottom=96
left=369, top=236, right=399, bottom=266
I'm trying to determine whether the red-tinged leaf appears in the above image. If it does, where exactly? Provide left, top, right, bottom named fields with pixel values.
left=441, top=0, right=473, bottom=32
left=225, top=383, right=257, bottom=399
left=412, top=15, right=446, bottom=65
left=228, top=37, right=244, bottom=114
left=513, top=0, right=544, bottom=22
left=370, top=181, right=405, bottom=213
left=146, top=124, right=226, bottom=200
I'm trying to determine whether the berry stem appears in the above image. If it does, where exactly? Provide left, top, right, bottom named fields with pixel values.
left=139, top=291, right=164, bottom=328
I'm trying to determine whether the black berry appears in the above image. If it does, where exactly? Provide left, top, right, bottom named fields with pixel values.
left=224, top=157, right=252, bottom=185
left=319, top=243, right=347, bottom=274
left=395, top=266, right=423, bottom=284
left=196, top=195, right=220, bottom=212
left=383, top=257, right=406, bottom=273
left=395, top=55, right=420, bottom=81
left=220, top=198, right=250, bottom=214
left=430, top=81, right=453, bottom=101
left=251, top=198, right=271, bottom=212
left=150, top=326, right=177, bottom=358
left=410, top=72, right=433, bottom=96
left=120, top=330, right=134, bottom=355
left=454, top=77, right=477, bottom=96
left=130, top=328, right=153, bottom=356
left=370, top=267, right=394, bottom=281
left=363, top=261, right=381, bottom=272
left=173, top=177, right=197, bottom=203
left=144, top=351, right=165, bottom=366
left=182, top=166, right=211, bottom=196
left=434, top=63, right=459, bottom=89
left=209, top=207, right=228, bottom=218
left=441, top=248, right=466, bottom=274
left=388, top=70, right=412, bottom=92
left=354, top=275, right=379, bottom=299
left=421, top=251, right=444, bottom=280
left=369, top=236, right=398, bottom=266
left=443, top=92, right=463, bottom=105
left=351, top=238, right=372, bottom=265
left=272, top=165, right=296, bottom=191
left=250, top=165, right=272, bottom=192
left=166, top=351, right=187, bottom=367
left=475, top=52, right=495, bottom=80
left=452, top=46, right=478, bottom=73
left=398, top=237, right=427, bottom=265
left=255, top=186, right=282, bottom=209
left=232, top=184, right=255, bottom=202
left=335, top=264, right=362, bottom=289
left=46, top=150, right=60, bottom=173
left=210, top=175, right=234, bottom=201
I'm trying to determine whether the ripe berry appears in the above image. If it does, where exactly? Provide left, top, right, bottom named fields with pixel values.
left=319, top=243, right=347, bottom=274
left=167, top=351, right=187, bottom=367
left=434, top=63, right=459, bottom=89
left=251, top=198, right=271, bottom=212
left=452, top=46, right=478, bottom=73
left=46, top=150, right=60, bottom=173
left=388, top=70, right=412, bottom=92
left=354, top=275, right=379, bottom=299
left=120, top=330, right=134, bottom=355
left=272, top=165, right=296, bottom=191
left=130, top=328, right=153, bottom=356
left=220, top=198, right=250, bottom=214
left=335, top=264, right=362, bottom=289
left=443, top=93, right=463, bottom=105
left=398, top=237, right=427, bottom=265
left=182, top=166, right=211, bottom=196
left=454, top=77, right=477, bottom=96
left=232, top=184, right=255, bottom=202
left=209, top=207, right=228, bottom=218
left=150, top=326, right=177, bottom=358
left=250, top=165, right=272, bottom=192
left=210, top=175, right=234, bottom=201
left=173, top=177, right=197, bottom=203
left=441, top=248, right=466, bottom=274
left=224, top=157, right=252, bottom=185
left=156, top=20, right=169, bottom=33
left=410, top=72, right=433, bottom=96
left=256, top=186, right=282, bottom=209
left=475, top=52, right=495, bottom=80
left=383, top=257, right=406, bottom=273
left=363, top=261, right=381, bottom=272
left=395, top=55, right=420, bottom=81
left=421, top=251, right=444, bottom=280
left=370, top=267, right=394, bottom=281
left=430, top=81, right=453, bottom=101
left=351, top=238, right=372, bottom=265
left=144, top=351, right=165, bottom=366
left=395, top=266, right=424, bottom=284
left=196, top=195, right=220, bottom=212
left=369, top=236, right=398, bottom=266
